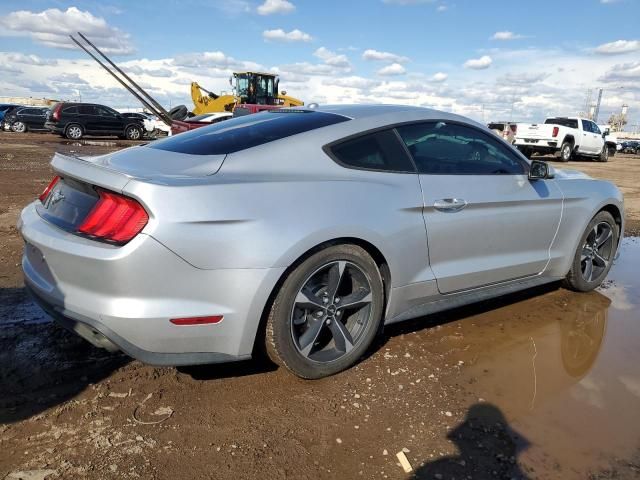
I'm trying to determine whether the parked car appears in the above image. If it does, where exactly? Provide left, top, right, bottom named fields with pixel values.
left=4, top=106, right=49, bottom=133
left=620, top=141, right=640, bottom=154
left=487, top=121, right=517, bottom=144
left=20, top=105, right=623, bottom=379
left=514, top=117, right=612, bottom=162
left=171, top=112, right=233, bottom=135
left=0, top=103, right=21, bottom=130
left=45, top=102, right=144, bottom=140
left=121, top=111, right=171, bottom=137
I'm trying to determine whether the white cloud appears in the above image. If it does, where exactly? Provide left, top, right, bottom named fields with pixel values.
left=362, top=49, right=409, bottom=63
left=431, top=72, right=448, bottom=82
left=313, top=47, right=351, bottom=68
left=262, top=28, right=312, bottom=43
left=601, top=61, right=640, bottom=82
left=437, top=5, right=447, bottom=11
left=464, top=55, right=492, bottom=69
left=594, top=40, right=640, bottom=55
left=0, top=7, right=133, bottom=55
left=5, top=53, right=58, bottom=66
left=323, top=76, right=380, bottom=89
left=377, top=63, right=406, bottom=76
left=124, top=65, right=174, bottom=78
left=257, top=0, right=295, bottom=15
left=492, top=31, right=524, bottom=41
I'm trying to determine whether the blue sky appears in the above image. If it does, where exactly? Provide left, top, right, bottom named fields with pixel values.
left=1, top=0, right=639, bottom=127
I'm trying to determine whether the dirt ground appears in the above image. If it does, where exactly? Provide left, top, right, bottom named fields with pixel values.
left=1, top=133, right=640, bottom=480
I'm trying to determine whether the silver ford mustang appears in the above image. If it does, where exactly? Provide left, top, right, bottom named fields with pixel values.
left=19, top=105, right=623, bottom=379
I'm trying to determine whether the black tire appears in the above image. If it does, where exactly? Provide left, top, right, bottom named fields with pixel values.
left=65, top=124, right=83, bottom=140
left=125, top=125, right=142, bottom=141
left=598, top=145, right=609, bottom=162
left=559, top=142, right=572, bottom=162
left=266, top=244, right=384, bottom=379
left=564, top=211, right=618, bottom=292
left=169, top=105, right=189, bottom=121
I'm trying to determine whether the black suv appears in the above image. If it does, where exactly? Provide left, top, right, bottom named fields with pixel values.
left=45, top=102, right=144, bottom=140
left=4, top=106, right=49, bottom=132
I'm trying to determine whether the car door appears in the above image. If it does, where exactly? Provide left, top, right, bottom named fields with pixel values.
left=590, top=121, right=604, bottom=152
left=95, top=106, right=124, bottom=135
left=579, top=120, right=597, bottom=154
left=78, top=105, right=99, bottom=134
left=396, top=121, right=563, bottom=294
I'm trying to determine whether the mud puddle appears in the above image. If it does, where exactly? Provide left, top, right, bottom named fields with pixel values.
left=422, top=236, right=640, bottom=478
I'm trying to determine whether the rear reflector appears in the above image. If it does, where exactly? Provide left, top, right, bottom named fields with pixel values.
left=78, top=188, right=148, bottom=244
left=170, top=316, right=224, bottom=326
left=39, top=175, right=60, bottom=203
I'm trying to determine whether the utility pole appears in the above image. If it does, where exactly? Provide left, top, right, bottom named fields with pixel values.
left=593, top=88, right=603, bottom=123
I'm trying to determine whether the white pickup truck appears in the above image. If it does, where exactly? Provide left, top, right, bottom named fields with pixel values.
left=514, top=117, right=614, bottom=162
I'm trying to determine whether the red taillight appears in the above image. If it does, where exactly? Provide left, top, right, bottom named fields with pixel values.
left=78, top=188, right=148, bottom=244
left=552, top=126, right=559, bottom=137
left=52, top=103, right=62, bottom=122
left=39, top=175, right=60, bottom=203
left=170, top=316, right=224, bottom=326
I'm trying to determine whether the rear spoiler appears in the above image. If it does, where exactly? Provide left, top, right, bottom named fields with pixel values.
left=51, top=152, right=132, bottom=192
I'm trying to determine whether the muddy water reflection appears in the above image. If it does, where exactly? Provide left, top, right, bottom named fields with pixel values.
left=436, top=237, right=640, bottom=478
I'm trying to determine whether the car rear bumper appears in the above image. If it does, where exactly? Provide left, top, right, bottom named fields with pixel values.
left=18, top=201, right=285, bottom=365
left=44, top=122, right=63, bottom=133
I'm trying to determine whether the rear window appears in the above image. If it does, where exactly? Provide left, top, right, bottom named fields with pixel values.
left=150, top=110, right=349, bottom=155
left=328, top=129, right=415, bottom=173
left=545, top=118, right=578, bottom=129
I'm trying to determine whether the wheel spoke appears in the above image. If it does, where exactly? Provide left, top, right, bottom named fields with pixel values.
left=596, top=227, right=612, bottom=247
left=326, top=261, right=347, bottom=299
left=593, top=251, right=608, bottom=268
left=338, top=289, right=372, bottom=310
left=295, top=289, right=324, bottom=310
left=298, top=319, right=325, bottom=357
left=584, top=259, right=594, bottom=282
left=329, top=319, right=354, bottom=354
left=580, top=246, right=591, bottom=262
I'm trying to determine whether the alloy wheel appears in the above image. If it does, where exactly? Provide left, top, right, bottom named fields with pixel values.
left=127, top=127, right=141, bottom=140
left=580, top=221, right=614, bottom=282
left=67, top=126, right=82, bottom=139
left=12, top=122, right=25, bottom=133
left=290, top=260, right=374, bottom=363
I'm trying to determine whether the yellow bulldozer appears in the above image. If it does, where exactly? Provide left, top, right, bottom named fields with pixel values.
left=191, top=71, right=303, bottom=115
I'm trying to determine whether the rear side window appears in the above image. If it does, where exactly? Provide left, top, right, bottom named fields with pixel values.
left=78, top=105, right=96, bottom=115
left=63, top=106, right=79, bottom=114
left=397, top=121, right=526, bottom=175
left=150, top=110, right=349, bottom=155
left=328, top=129, right=415, bottom=173
left=545, top=118, right=578, bottom=129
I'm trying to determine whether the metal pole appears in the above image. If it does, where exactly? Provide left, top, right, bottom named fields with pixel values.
left=69, top=35, right=172, bottom=126
left=77, top=32, right=172, bottom=121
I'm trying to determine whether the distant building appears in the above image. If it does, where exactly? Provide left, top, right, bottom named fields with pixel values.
left=0, top=96, right=60, bottom=106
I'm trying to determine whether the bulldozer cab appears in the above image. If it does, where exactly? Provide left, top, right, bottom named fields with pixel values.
left=233, top=72, right=280, bottom=105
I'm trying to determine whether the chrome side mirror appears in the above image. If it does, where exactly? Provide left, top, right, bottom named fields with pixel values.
left=529, top=159, right=554, bottom=180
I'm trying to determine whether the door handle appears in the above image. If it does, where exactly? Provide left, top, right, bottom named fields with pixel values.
left=433, top=198, right=468, bottom=212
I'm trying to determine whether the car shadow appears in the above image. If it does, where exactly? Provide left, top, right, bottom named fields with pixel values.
left=0, top=287, right=129, bottom=424
left=411, top=402, right=531, bottom=479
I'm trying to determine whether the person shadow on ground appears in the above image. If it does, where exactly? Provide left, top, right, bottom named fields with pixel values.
left=412, top=402, right=531, bottom=480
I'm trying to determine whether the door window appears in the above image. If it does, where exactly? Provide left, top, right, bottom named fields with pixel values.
left=78, top=105, right=97, bottom=115
left=590, top=122, right=601, bottom=135
left=581, top=119, right=593, bottom=132
left=396, top=121, right=526, bottom=175
left=329, top=129, right=416, bottom=173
